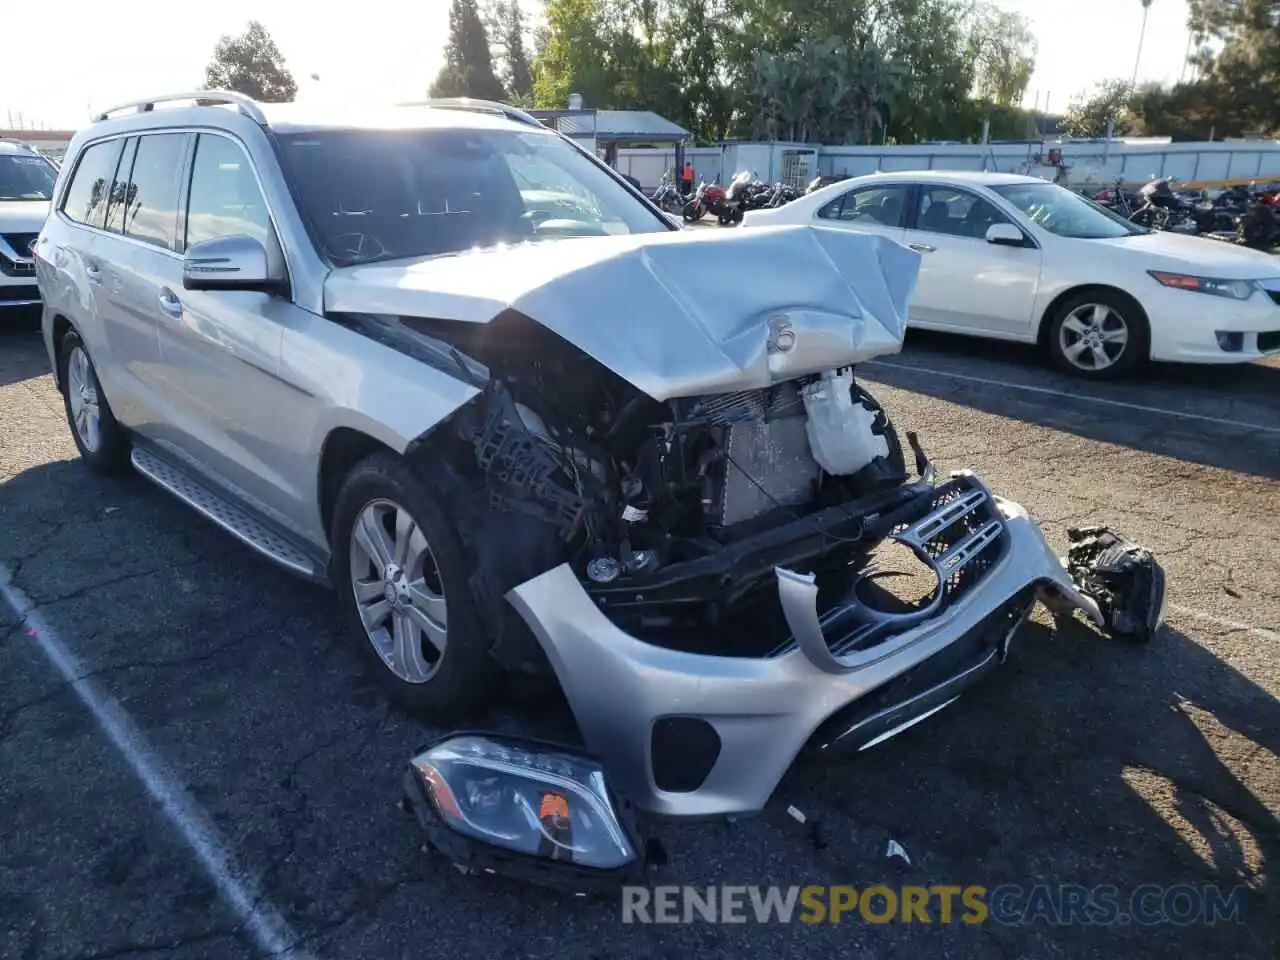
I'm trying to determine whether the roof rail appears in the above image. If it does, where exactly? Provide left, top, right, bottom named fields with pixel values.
left=396, top=98, right=545, bottom=130
left=0, top=137, right=36, bottom=149
left=91, top=90, right=268, bottom=126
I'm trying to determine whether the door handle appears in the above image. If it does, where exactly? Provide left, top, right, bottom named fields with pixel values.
left=158, top=288, right=184, bottom=319
left=908, top=242, right=937, bottom=253
left=85, top=262, right=102, bottom=282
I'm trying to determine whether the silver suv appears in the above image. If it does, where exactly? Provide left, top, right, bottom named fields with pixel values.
left=34, top=90, right=1164, bottom=818
left=1, top=138, right=58, bottom=314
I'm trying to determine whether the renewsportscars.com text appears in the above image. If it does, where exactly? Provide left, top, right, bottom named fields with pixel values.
left=621, top=884, right=1248, bottom=926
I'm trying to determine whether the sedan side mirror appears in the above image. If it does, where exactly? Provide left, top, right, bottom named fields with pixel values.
left=183, top=235, right=287, bottom=295
left=986, top=223, right=1029, bottom=247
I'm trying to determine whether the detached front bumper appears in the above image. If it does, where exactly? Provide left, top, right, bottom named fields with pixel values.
left=506, top=472, right=1141, bottom=819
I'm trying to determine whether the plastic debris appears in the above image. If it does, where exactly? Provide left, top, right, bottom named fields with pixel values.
left=786, top=805, right=807, bottom=825
left=886, top=839, right=911, bottom=864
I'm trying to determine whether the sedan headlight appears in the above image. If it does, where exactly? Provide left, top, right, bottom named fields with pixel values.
left=1148, top=271, right=1258, bottom=300
left=404, top=734, right=644, bottom=891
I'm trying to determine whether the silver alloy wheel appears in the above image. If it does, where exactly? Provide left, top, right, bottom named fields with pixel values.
left=66, top=345, right=102, bottom=453
left=348, top=498, right=448, bottom=684
left=1058, top=303, right=1130, bottom=372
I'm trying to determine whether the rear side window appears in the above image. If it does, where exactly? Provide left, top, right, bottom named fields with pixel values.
left=817, top=184, right=911, bottom=228
left=121, top=133, right=188, bottom=251
left=185, top=134, right=272, bottom=249
left=60, top=139, right=126, bottom=228
left=104, top=138, right=138, bottom=234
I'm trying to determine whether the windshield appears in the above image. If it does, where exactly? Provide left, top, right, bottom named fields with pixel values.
left=991, top=182, right=1147, bottom=239
left=0, top=153, right=58, bottom=201
left=276, top=127, right=670, bottom=265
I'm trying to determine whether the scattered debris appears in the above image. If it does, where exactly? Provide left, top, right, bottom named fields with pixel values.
left=786, top=805, right=807, bottom=825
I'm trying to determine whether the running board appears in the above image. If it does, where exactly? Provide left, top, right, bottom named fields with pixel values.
left=130, top=446, right=323, bottom=581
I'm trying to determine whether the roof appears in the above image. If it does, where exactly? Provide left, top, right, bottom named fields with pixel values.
left=533, top=109, right=691, bottom=143
left=0, top=138, right=41, bottom=154
left=855, top=170, right=1043, bottom=186
left=259, top=102, right=536, bottom=135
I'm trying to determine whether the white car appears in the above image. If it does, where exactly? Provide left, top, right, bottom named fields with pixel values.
left=0, top=138, right=56, bottom=316
left=742, top=171, right=1280, bottom=378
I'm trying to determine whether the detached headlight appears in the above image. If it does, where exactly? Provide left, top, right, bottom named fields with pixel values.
left=404, top=734, right=644, bottom=891
left=1148, top=271, right=1258, bottom=300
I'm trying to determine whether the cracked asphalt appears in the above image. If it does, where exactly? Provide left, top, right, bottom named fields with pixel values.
left=2, top=313, right=1277, bottom=960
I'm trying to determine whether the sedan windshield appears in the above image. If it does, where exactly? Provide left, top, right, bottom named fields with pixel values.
left=991, top=182, right=1147, bottom=239
left=276, top=127, right=670, bottom=265
left=0, top=153, right=58, bottom=201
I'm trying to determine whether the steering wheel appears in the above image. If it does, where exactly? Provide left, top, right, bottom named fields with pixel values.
left=329, top=232, right=390, bottom=262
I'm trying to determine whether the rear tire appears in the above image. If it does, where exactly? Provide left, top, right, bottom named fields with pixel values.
left=331, top=452, right=498, bottom=720
left=58, top=329, right=131, bottom=475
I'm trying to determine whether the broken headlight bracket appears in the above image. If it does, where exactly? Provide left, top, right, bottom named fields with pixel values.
left=1065, top=525, right=1167, bottom=643
left=402, top=732, right=650, bottom=897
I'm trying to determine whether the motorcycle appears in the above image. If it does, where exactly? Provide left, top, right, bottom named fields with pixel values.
left=682, top=179, right=729, bottom=223
left=650, top=172, right=689, bottom=214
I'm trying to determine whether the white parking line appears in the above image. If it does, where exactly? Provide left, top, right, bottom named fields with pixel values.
left=863, top=359, right=1280, bottom=435
left=0, top=564, right=309, bottom=959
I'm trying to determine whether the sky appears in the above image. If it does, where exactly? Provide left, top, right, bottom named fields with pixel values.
left=2, top=0, right=1197, bottom=132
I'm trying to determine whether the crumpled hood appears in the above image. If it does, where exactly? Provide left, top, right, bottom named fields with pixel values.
left=324, top=224, right=921, bottom=401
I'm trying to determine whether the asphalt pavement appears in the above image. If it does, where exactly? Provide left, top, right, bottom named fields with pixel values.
left=1, top=314, right=1277, bottom=960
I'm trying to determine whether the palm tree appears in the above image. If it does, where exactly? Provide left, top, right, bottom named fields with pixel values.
left=1131, top=0, right=1154, bottom=90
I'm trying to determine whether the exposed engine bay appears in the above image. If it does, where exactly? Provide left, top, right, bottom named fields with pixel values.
left=354, top=309, right=919, bottom=658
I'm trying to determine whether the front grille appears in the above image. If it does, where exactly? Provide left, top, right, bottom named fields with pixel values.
left=826, top=476, right=1007, bottom=655
left=0, top=251, right=35, bottom=277
left=1259, top=330, right=1280, bottom=352
left=0, top=285, right=41, bottom=303
left=1268, top=290, right=1280, bottom=306
left=1, top=232, right=38, bottom=257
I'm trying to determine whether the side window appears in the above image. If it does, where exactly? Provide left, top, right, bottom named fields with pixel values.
left=816, top=185, right=910, bottom=228
left=916, top=187, right=1011, bottom=239
left=122, top=133, right=187, bottom=251
left=60, top=139, right=126, bottom=228
left=184, top=134, right=272, bottom=250
left=104, top=138, right=138, bottom=234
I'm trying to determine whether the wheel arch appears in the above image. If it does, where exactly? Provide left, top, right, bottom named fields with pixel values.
left=317, top=425, right=401, bottom=544
left=50, top=313, right=74, bottom=391
left=1036, top=284, right=1151, bottom=354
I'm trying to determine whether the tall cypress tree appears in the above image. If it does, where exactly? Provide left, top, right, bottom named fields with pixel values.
left=430, top=0, right=507, bottom=101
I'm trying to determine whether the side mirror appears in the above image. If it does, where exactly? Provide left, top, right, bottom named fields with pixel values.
left=986, top=223, right=1028, bottom=247
left=664, top=212, right=683, bottom=229
left=182, top=235, right=286, bottom=294
left=403, top=733, right=647, bottom=895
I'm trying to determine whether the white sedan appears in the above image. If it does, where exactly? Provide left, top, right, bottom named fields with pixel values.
left=741, top=171, right=1280, bottom=379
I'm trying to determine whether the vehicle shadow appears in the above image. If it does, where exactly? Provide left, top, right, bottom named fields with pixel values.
left=786, top=614, right=1279, bottom=956
left=867, top=329, right=1280, bottom=480
left=0, top=316, right=51, bottom=389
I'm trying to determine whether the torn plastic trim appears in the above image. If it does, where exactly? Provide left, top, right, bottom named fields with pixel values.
left=1065, top=525, right=1167, bottom=642
left=777, top=474, right=1011, bottom=672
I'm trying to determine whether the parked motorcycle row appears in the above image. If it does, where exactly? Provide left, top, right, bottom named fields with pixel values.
left=648, top=170, right=805, bottom=226
left=1090, top=176, right=1280, bottom=252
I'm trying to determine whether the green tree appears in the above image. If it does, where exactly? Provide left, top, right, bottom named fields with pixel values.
left=488, top=1, right=535, bottom=100
left=970, top=2, right=1037, bottom=108
left=204, top=21, right=298, bottom=102
left=431, top=0, right=507, bottom=101
left=1060, top=78, right=1135, bottom=138
left=1187, top=0, right=1280, bottom=135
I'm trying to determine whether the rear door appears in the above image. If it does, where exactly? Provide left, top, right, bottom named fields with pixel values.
left=900, top=184, right=1042, bottom=338
left=98, top=131, right=194, bottom=443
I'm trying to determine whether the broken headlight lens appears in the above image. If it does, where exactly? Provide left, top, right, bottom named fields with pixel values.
left=1148, top=271, right=1258, bottom=301
left=409, top=734, right=637, bottom=870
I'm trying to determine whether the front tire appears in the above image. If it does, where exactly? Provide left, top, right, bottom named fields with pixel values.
left=331, top=452, right=497, bottom=720
left=1046, top=291, right=1149, bottom=380
left=58, top=329, right=131, bottom=475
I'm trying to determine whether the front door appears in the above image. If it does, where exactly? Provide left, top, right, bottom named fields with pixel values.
left=150, top=131, right=320, bottom=536
left=901, top=184, right=1042, bottom=338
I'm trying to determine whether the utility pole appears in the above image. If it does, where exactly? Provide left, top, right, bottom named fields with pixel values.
left=1131, top=0, right=1154, bottom=90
